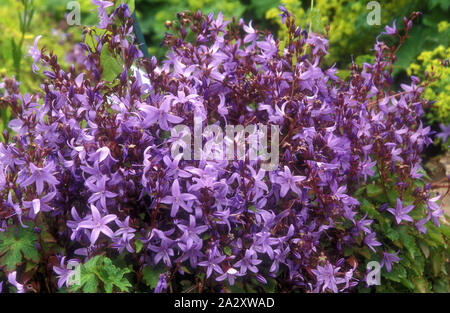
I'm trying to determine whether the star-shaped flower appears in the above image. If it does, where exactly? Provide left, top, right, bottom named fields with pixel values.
left=381, top=251, right=401, bottom=272
left=275, top=166, right=305, bottom=197
left=139, top=100, right=183, bottom=130
left=77, top=204, right=117, bottom=246
left=387, top=198, right=414, bottom=224
left=21, top=162, right=59, bottom=195
left=27, top=35, right=42, bottom=73
left=160, top=179, right=197, bottom=217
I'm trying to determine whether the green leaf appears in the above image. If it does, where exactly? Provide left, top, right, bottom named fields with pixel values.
left=70, top=256, right=131, bottom=293
left=399, top=277, right=415, bottom=290
left=0, top=224, right=39, bottom=271
left=433, top=278, right=449, bottom=293
left=429, top=0, right=450, bottom=11
left=100, top=43, right=123, bottom=82
left=366, top=184, right=383, bottom=199
left=384, top=264, right=407, bottom=283
left=418, top=240, right=430, bottom=258
left=430, top=250, right=445, bottom=277
left=79, top=272, right=100, bottom=293
left=411, top=276, right=428, bottom=293
left=135, top=239, right=143, bottom=253
left=230, top=282, right=245, bottom=293
left=427, top=224, right=445, bottom=246
left=359, top=198, right=380, bottom=218
left=100, top=258, right=131, bottom=293
left=386, top=189, right=399, bottom=205
left=71, top=256, right=102, bottom=293
left=223, top=246, right=232, bottom=256
left=397, top=226, right=418, bottom=258
left=439, top=223, right=450, bottom=238
left=393, top=26, right=425, bottom=74
left=142, top=265, right=162, bottom=289
left=385, top=226, right=399, bottom=242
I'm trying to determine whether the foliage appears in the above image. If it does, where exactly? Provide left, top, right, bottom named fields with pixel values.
left=408, top=43, right=450, bottom=127
left=0, top=223, right=39, bottom=272
left=0, top=1, right=448, bottom=294
left=69, top=255, right=132, bottom=293
left=353, top=182, right=449, bottom=292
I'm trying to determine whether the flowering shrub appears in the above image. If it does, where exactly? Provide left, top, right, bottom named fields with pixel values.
left=0, top=1, right=448, bottom=293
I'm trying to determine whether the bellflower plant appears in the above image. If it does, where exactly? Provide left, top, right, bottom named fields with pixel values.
left=0, top=1, right=448, bottom=293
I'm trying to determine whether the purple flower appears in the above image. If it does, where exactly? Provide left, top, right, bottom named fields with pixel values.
left=8, top=271, right=25, bottom=293
left=353, top=213, right=373, bottom=234
left=243, top=21, right=258, bottom=43
left=0, top=5, right=440, bottom=293
left=86, top=176, right=117, bottom=209
left=139, top=100, right=184, bottom=130
left=253, top=231, right=279, bottom=259
left=234, top=248, right=262, bottom=274
left=278, top=6, right=290, bottom=24
left=415, top=216, right=430, bottom=234
left=21, top=162, right=59, bottom=195
left=216, top=267, right=243, bottom=286
left=113, top=216, right=136, bottom=253
left=275, top=166, right=305, bottom=197
left=257, top=35, right=278, bottom=59
left=53, top=257, right=80, bottom=289
left=154, top=272, right=168, bottom=293
left=23, top=192, right=56, bottom=215
left=114, top=216, right=136, bottom=241
left=306, top=34, right=329, bottom=55
left=381, top=251, right=401, bottom=272
left=163, top=155, right=191, bottom=179
left=67, top=207, right=84, bottom=241
left=176, top=215, right=208, bottom=250
left=199, top=247, right=226, bottom=278
left=311, top=263, right=340, bottom=293
left=409, top=163, right=424, bottom=179
left=427, top=195, right=442, bottom=212
left=430, top=206, right=444, bottom=227
left=382, top=20, right=397, bottom=35
left=436, top=124, right=450, bottom=142
left=160, top=179, right=197, bottom=217
left=88, top=147, right=118, bottom=165
left=91, top=0, right=113, bottom=28
left=364, top=232, right=382, bottom=253
left=387, top=198, right=415, bottom=224
left=27, top=35, right=42, bottom=73
left=149, top=238, right=175, bottom=267
left=77, top=204, right=117, bottom=246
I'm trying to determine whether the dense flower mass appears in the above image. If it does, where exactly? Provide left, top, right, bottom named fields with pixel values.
left=0, top=2, right=444, bottom=293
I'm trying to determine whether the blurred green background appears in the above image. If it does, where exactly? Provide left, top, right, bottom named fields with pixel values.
left=0, top=0, right=449, bottom=133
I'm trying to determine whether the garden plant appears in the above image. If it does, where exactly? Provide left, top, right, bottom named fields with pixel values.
left=0, top=0, right=448, bottom=294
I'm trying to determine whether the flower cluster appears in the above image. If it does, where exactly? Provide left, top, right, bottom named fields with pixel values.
left=0, top=2, right=442, bottom=293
